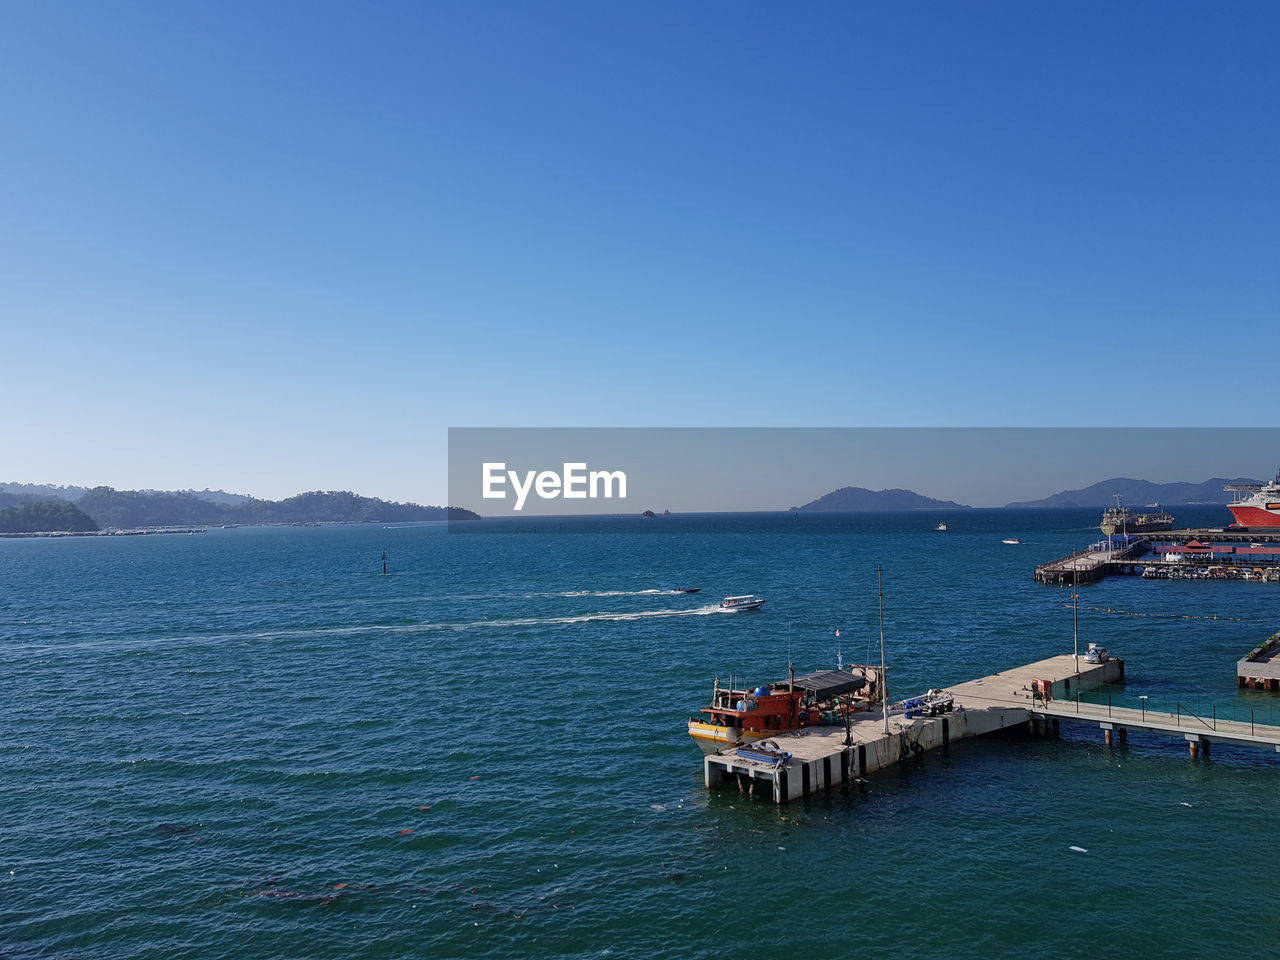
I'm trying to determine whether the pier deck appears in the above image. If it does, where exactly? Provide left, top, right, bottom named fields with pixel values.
left=1237, top=633, right=1280, bottom=691
left=1152, top=528, right=1280, bottom=544
left=1031, top=700, right=1280, bottom=756
left=1034, top=541, right=1150, bottom=585
left=703, top=654, right=1123, bottom=803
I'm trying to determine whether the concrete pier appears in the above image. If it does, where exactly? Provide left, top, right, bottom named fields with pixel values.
left=703, top=653, right=1124, bottom=803
left=1030, top=700, right=1280, bottom=755
left=1035, top=541, right=1150, bottom=584
left=1238, top=633, right=1280, bottom=691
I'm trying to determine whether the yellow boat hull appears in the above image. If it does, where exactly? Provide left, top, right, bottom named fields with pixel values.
left=688, top=720, right=773, bottom=755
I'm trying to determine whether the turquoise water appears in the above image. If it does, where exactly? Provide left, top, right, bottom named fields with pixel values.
left=3, top=508, right=1277, bottom=959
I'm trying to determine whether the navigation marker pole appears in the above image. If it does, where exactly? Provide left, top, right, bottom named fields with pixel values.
left=1072, top=569, right=1079, bottom=675
left=878, top=566, right=889, bottom=736
left=382, top=551, right=388, bottom=576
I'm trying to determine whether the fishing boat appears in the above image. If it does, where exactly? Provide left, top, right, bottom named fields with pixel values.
left=936, top=522, right=948, bottom=531
left=1099, top=495, right=1174, bottom=535
left=1225, top=468, right=1280, bottom=528
left=719, top=595, right=766, bottom=611
left=687, top=666, right=881, bottom=754
left=1002, top=538, right=1021, bottom=544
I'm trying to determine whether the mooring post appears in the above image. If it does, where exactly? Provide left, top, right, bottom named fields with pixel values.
left=1118, top=728, right=1127, bottom=744
left=1104, top=729, right=1114, bottom=747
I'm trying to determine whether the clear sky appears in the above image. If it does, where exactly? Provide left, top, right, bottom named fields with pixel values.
left=2, top=2, right=1276, bottom=505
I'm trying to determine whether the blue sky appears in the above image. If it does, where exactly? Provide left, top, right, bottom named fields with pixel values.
left=2, top=2, right=1276, bottom=504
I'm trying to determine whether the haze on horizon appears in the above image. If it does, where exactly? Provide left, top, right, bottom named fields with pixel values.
left=2, top=2, right=1276, bottom=503
left=446, top=427, right=1280, bottom=515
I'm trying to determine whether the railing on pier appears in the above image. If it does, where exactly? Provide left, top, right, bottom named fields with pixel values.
left=1066, top=690, right=1280, bottom=736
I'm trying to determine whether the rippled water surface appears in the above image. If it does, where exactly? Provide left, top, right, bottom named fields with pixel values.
left=2, top=509, right=1276, bottom=959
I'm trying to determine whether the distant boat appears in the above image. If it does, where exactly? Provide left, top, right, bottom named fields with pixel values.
left=720, top=595, right=766, bottom=611
left=936, top=523, right=949, bottom=531
left=1100, top=495, right=1174, bottom=535
left=1002, top=538, right=1021, bottom=545
left=676, top=587, right=701, bottom=593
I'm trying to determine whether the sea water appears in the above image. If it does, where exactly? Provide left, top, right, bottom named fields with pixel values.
left=1, top=508, right=1276, bottom=959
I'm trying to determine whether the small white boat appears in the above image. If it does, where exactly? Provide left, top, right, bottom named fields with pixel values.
left=720, top=595, right=766, bottom=611
left=936, top=523, right=948, bottom=531
left=1002, top=538, right=1021, bottom=544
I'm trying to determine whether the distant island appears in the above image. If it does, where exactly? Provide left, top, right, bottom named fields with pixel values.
left=1006, top=477, right=1262, bottom=509
left=790, top=487, right=969, bottom=512
left=0, top=483, right=478, bottom=533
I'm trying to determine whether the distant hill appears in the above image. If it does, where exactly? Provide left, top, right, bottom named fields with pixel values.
left=74, top=487, right=479, bottom=528
left=0, top=482, right=90, bottom=502
left=0, top=482, right=478, bottom=528
left=0, top=500, right=99, bottom=534
left=0, top=482, right=253, bottom=505
left=1006, top=477, right=1262, bottom=509
left=791, top=486, right=969, bottom=512
left=144, top=488, right=256, bottom=506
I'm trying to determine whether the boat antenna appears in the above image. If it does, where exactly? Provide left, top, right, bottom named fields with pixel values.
left=835, top=627, right=843, bottom=671
left=878, top=566, right=889, bottom=735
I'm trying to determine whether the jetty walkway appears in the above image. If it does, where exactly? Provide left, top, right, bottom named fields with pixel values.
left=1034, top=540, right=1150, bottom=585
left=1031, top=699, right=1280, bottom=757
left=703, top=652, right=1280, bottom=802
left=704, top=653, right=1124, bottom=804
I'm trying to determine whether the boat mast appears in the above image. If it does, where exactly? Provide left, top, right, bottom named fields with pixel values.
left=878, top=566, right=889, bottom=735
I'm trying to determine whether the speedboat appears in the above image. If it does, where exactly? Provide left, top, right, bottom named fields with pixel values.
left=675, top=587, right=701, bottom=593
left=1002, top=538, right=1021, bottom=544
left=719, top=595, right=766, bottom=611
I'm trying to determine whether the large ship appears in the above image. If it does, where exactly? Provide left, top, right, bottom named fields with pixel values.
left=1225, top=469, right=1280, bottom=528
left=1099, top=496, right=1175, bottom=535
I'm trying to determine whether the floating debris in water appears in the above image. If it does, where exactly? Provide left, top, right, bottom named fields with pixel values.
left=397, top=829, right=415, bottom=835
left=649, top=804, right=666, bottom=810
left=1069, top=846, right=1088, bottom=853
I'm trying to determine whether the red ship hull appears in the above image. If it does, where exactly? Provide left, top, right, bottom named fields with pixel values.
left=1228, top=505, right=1280, bottom=528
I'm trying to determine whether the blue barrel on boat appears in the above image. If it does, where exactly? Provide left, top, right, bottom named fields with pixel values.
left=753, top=686, right=770, bottom=697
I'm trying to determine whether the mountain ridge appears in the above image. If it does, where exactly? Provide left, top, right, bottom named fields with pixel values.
left=0, top=483, right=478, bottom=530
left=1006, top=477, right=1262, bottom=509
